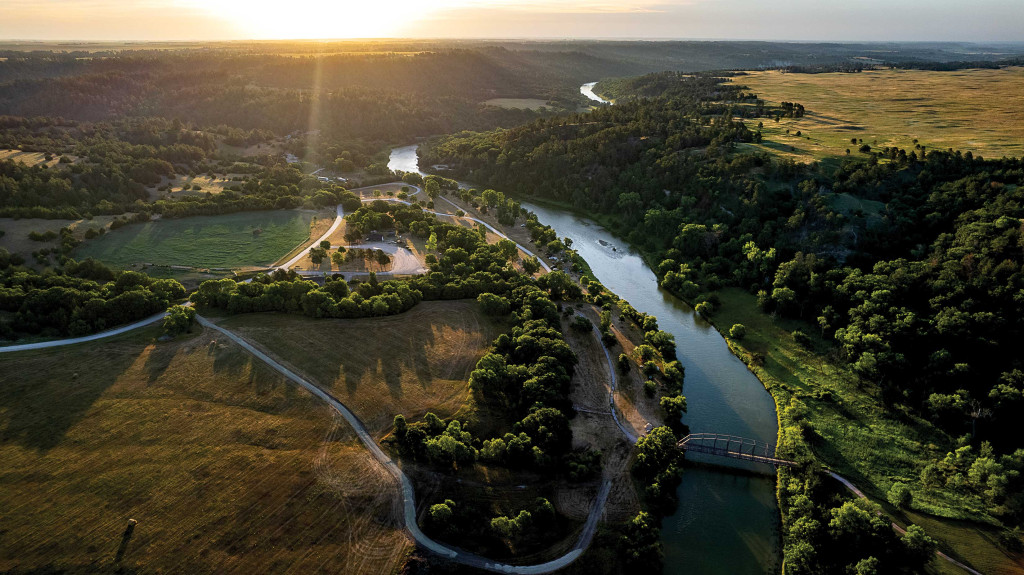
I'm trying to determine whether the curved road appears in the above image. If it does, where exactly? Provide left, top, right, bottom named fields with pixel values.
left=0, top=311, right=169, bottom=353
left=1, top=185, right=620, bottom=572
left=198, top=314, right=614, bottom=573
left=828, top=472, right=982, bottom=575
left=278, top=184, right=551, bottom=275
left=1, top=293, right=622, bottom=573
left=355, top=193, right=552, bottom=273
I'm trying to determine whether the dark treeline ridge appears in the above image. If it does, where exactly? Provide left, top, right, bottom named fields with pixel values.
left=4, top=41, right=1020, bottom=147
left=0, top=49, right=589, bottom=145
left=422, top=71, right=1024, bottom=572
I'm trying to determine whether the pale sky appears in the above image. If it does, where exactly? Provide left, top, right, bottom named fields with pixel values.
left=1, top=0, right=1022, bottom=42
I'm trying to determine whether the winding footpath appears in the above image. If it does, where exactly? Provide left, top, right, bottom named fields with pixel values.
left=275, top=203, right=345, bottom=271
left=828, top=472, right=983, bottom=575
left=0, top=311, right=170, bottom=353
left=1, top=309, right=618, bottom=572
left=0, top=183, right=636, bottom=571
left=197, top=315, right=612, bottom=573
left=0, top=269, right=620, bottom=573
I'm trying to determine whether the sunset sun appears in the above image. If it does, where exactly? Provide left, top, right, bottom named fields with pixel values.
left=178, top=0, right=439, bottom=38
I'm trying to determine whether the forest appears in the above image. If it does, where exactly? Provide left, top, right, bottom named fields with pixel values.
left=422, top=71, right=1024, bottom=572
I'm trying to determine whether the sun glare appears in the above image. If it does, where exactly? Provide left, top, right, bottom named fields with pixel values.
left=178, top=0, right=442, bottom=39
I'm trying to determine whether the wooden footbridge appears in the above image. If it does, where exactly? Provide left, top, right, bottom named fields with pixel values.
left=677, top=433, right=798, bottom=468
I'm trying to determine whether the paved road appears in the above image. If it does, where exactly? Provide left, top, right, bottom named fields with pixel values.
left=827, top=472, right=983, bottom=575
left=276, top=204, right=345, bottom=270
left=0, top=311, right=170, bottom=353
left=593, top=324, right=638, bottom=443
left=276, top=186, right=550, bottom=276
left=356, top=194, right=552, bottom=273
left=198, top=314, right=614, bottom=573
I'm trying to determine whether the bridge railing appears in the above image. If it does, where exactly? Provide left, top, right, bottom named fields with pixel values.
left=676, top=432, right=797, bottom=468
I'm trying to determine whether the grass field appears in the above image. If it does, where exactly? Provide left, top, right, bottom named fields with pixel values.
left=0, top=149, right=75, bottom=168
left=74, top=211, right=316, bottom=270
left=0, top=215, right=122, bottom=268
left=483, top=98, right=551, bottom=110
left=737, top=67, right=1024, bottom=162
left=217, top=300, right=503, bottom=436
left=0, top=325, right=411, bottom=574
left=709, top=288, right=1024, bottom=575
left=146, top=174, right=252, bottom=201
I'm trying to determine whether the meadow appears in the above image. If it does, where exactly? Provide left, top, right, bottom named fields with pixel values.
left=0, top=325, right=411, bottom=575
left=737, top=67, right=1024, bottom=162
left=710, top=288, right=1024, bottom=575
left=73, top=210, right=317, bottom=270
left=483, top=98, right=552, bottom=110
left=218, top=300, right=502, bottom=437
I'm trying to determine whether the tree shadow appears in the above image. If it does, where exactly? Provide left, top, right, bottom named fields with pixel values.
left=0, top=338, right=149, bottom=453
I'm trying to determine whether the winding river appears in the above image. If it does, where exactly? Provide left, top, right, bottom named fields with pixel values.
left=580, top=81, right=612, bottom=105
left=389, top=139, right=781, bottom=574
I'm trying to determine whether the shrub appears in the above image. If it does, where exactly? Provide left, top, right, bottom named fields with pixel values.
left=792, top=329, right=812, bottom=348
left=887, top=482, right=913, bottom=509
left=163, top=304, right=196, bottom=337
left=571, top=314, right=592, bottom=332
left=729, top=323, right=746, bottom=339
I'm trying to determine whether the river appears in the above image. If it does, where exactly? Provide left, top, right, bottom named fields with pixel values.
left=580, top=81, right=612, bottom=105
left=389, top=142, right=781, bottom=574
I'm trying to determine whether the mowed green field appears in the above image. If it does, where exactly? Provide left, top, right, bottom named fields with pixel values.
left=0, top=325, right=411, bottom=575
left=74, top=211, right=315, bottom=269
left=737, top=67, right=1024, bottom=162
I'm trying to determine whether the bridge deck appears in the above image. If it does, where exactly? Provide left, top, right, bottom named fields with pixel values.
left=677, top=433, right=798, bottom=468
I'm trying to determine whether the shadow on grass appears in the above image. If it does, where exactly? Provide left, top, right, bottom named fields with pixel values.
left=0, top=338, right=148, bottom=452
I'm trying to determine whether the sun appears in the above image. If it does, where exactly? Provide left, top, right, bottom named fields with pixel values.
left=178, top=0, right=440, bottom=39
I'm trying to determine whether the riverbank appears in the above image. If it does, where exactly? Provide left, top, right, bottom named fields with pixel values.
left=503, top=188, right=1022, bottom=574
left=703, top=288, right=1023, bottom=575
left=407, top=144, right=783, bottom=573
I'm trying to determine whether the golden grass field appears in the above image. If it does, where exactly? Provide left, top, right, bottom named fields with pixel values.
left=737, top=67, right=1024, bottom=162
left=145, top=173, right=256, bottom=201
left=0, top=149, right=76, bottom=168
left=0, top=325, right=412, bottom=575
left=217, top=300, right=502, bottom=437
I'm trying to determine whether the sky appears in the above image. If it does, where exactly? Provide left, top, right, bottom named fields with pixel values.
left=1, top=0, right=1022, bottom=42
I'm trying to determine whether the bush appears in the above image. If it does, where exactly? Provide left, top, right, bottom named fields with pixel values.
left=792, top=329, right=812, bottom=348
left=571, top=314, right=592, bottom=332
left=618, top=353, right=631, bottom=374
left=163, top=304, right=196, bottom=337
left=729, top=323, right=746, bottom=339
left=887, top=482, right=912, bottom=509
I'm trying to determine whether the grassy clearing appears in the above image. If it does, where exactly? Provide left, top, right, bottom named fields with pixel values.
left=709, top=287, right=1024, bottom=574
left=217, top=300, right=503, bottom=436
left=0, top=325, right=411, bottom=574
left=736, top=67, right=1024, bottom=162
left=0, top=148, right=76, bottom=168
left=483, top=98, right=551, bottom=110
left=74, top=210, right=316, bottom=270
left=0, top=215, right=122, bottom=268
left=146, top=174, right=251, bottom=201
